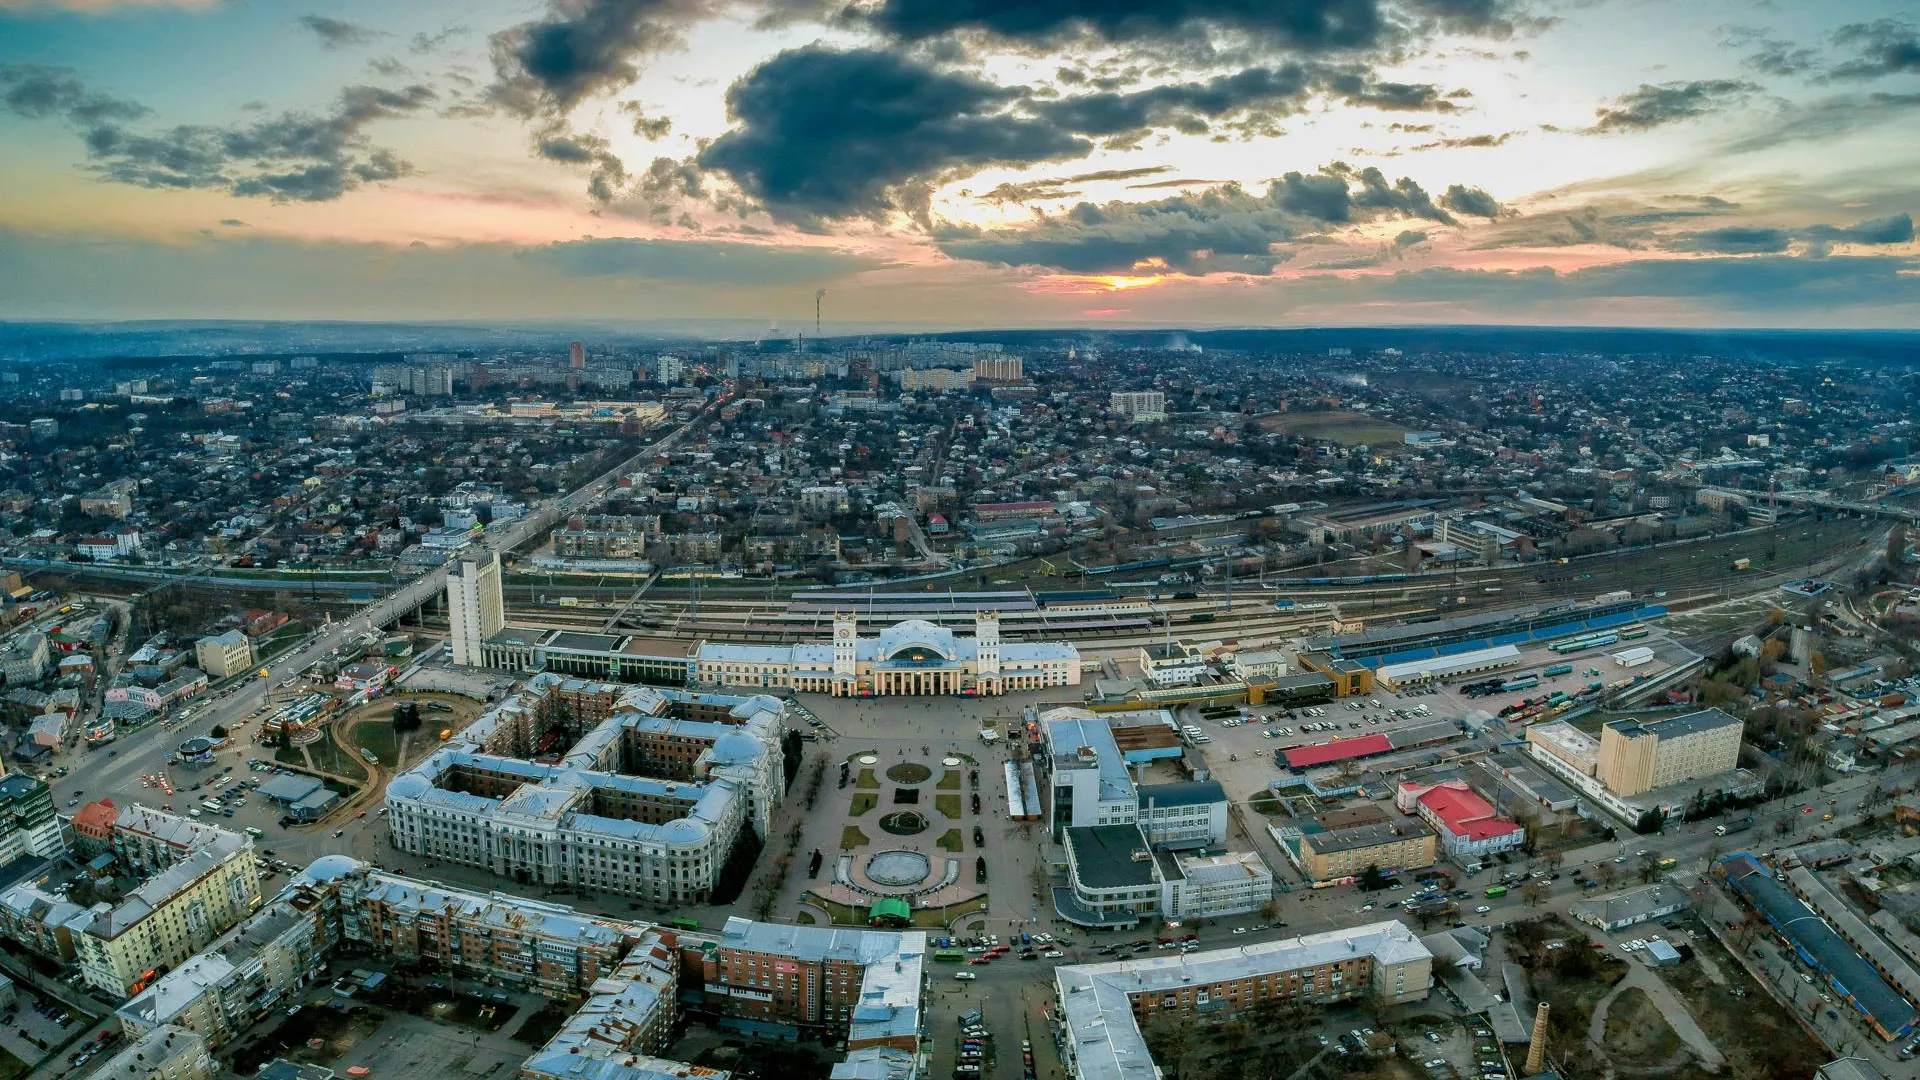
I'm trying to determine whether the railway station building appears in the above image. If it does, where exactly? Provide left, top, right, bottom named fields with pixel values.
left=693, top=612, right=1080, bottom=696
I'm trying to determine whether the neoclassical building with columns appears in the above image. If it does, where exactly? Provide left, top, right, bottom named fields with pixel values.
left=694, top=612, right=1081, bottom=696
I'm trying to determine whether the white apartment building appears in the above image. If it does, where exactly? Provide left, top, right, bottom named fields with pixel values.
left=447, top=550, right=505, bottom=667
left=1138, top=642, right=1208, bottom=688
left=384, top=677, right=786, bottom=904
left=92, top=1025, right=214, bottom=1080
left=1109, top=390, right=1167, bottom=421
left=1163, top=851, right=1275, bottom=920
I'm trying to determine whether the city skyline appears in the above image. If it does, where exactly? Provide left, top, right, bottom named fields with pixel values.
left=1, top=0, right=1917, bottom=327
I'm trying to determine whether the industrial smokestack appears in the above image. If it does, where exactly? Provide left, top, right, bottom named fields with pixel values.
left=1524, top=1002, right=1550, bottom=1075
left=815, top=288, right=827, bottom=337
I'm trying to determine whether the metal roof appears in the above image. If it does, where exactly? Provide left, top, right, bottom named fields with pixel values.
left=1722, top=855, right=1916, bottom=1038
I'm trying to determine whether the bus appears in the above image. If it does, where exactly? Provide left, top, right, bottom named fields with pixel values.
left=1484, top=885, right=1509, bottom=899
left=933, top=949, right=967, bottom=963
left=245, top=826, right=265, bottom=838
left=668, top=917, right=700, bottom=932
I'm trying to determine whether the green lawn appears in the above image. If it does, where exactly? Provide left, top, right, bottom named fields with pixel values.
left=855, top=768, right=879, bottom=790
left=352, top=721, right=399, bottom=767
left=937, top=829, right=964, bottom=853
left=937, top=770, right=961, bottom=790
left=935, top=794, right=962, bottom=818
left=304, top=737, right=368, bottom=782
left=840, top=826, right=871, bottom=850
left=850, top=793, right=878, bottom=816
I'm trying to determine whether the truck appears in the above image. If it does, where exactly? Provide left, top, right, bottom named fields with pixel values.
left=1715, top=816, right=1754, bottom=837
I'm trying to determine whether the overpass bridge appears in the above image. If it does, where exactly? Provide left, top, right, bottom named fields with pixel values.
left=1721, top=488, right=1920, bottom=524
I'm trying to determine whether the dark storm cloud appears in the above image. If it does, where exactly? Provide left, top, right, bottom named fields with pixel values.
left=696, top=46, right=1090, bottom=222
left=1440, top=184, right=1500, bottom=218
left=1802, top=213, right=1916, bottom=247
left=1319, top=69, right=1461, bottom=111
left=1030, top=63, right=1459, bottom=145
left=1275, top=169, right=1357, bottom=221
left=864, top=0, right=1389, bottom=53
left=1829, top=19, right=1920, bottom=80
left=519, top=236, right=888, bottom=285
left=620, top=101, right=673, bottom=139
left=1399, top=0, right=1520, bottom=36
left=935, top=164, right=1478, bottom=275
left=1668, top=226, right=1793, bottom=254
left=298, top=15, right=382, bottom=50
left=1032, top=64, right=1319, bottom=137
left=535, top=126, right=630, bottom=202
left=1345, top=164, right=1454, bottom=223
left=487, top=0, right=714, bottom=119
left=935, top=185, right=1303, bottom=275
left=1588, top=80, right=1759, bottom=133
left=1619, top=214, right=1915, bottom=256
left=25, top=78, right=438, bottom=202
left=0, top=65, right=150, bottom=127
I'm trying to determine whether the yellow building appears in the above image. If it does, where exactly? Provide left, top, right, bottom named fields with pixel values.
left=80, top=829, right=261, bottom=996
left=192, top=632, right=253, bottom=680
left=1290, top=815, right=1437, bottom=881
left=1296, top=652, right=1374, bottom=697
left=1594, top=709, right=1743, bottom=797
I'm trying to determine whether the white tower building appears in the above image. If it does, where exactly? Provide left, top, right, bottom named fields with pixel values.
left=974, top=611, right=1001, bottom=694
left=447, top=551, right=504, bottom=667
left=832, top=611, right=858, bottom=687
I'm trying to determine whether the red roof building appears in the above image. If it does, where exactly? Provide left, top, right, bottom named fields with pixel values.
left=71, top=798, right=118, bottom=848
left=1282, top=733, right=1393, bottom=770
left=1403, top=780, right=1525, bottom=860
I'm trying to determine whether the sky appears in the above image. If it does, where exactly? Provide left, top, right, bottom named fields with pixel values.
left=0, top=0, right=1917, bottom=330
